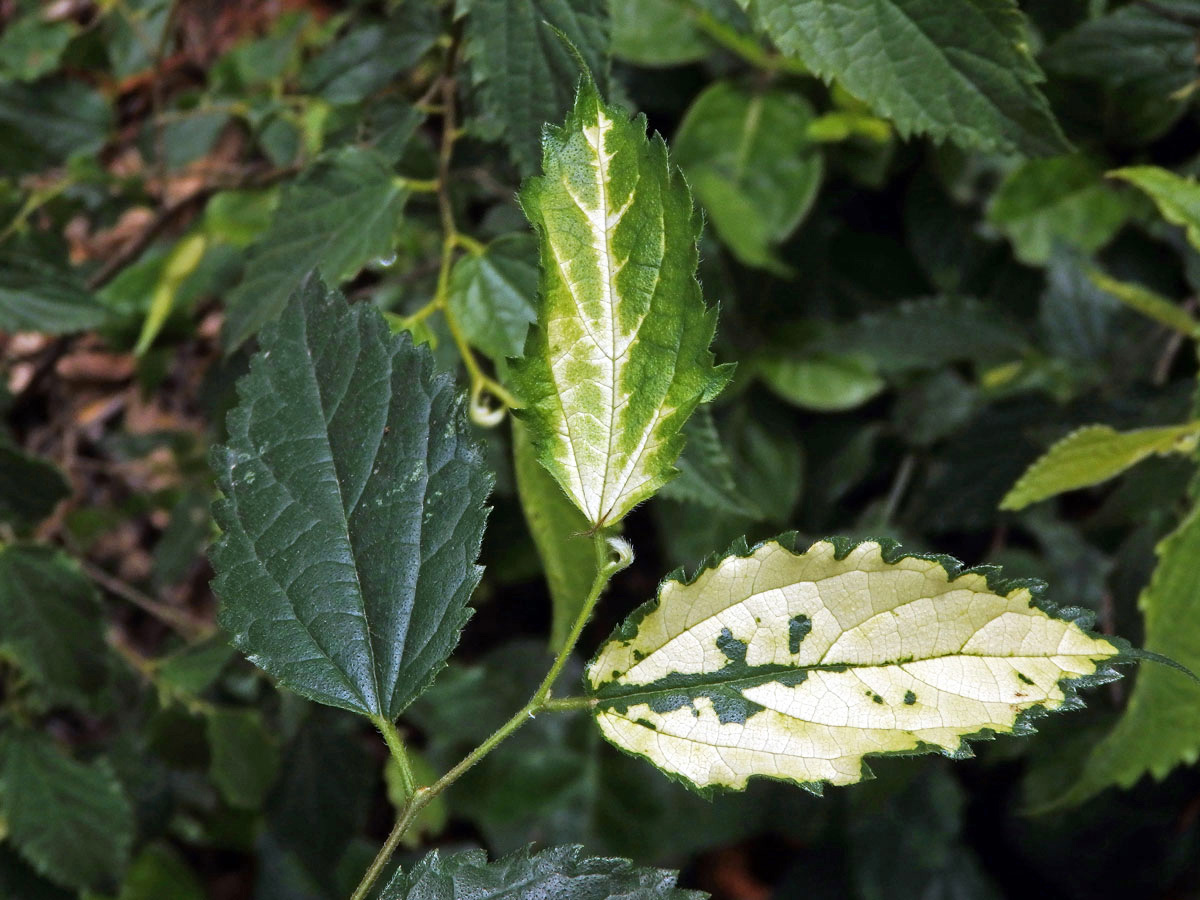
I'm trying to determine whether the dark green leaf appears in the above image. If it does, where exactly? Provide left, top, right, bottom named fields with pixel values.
left=115, top=844, right=206, bottom=900
left=834, top=296, right=1029, bottom=376
left=0, top=442, right=70, bottom=527
left=0, top=253, right=110, bottom=335
left=222, top=147, right=410, bottom=351
left=0, top=730, right=134, bottom=892
left=212, top=278, right=492, bottom=720
left=0, top=545, right=108, bottom=709
left=740, top=0, right=1068, bottom=156
left=300, top=7, right=438, bottom=104
left=206, top=708, right=281, bottom=809
left=0, top=77, right=111, bottom=175
left=380, top=844, right=704, bottom=900
left=461, top=0, right=610, bottom=174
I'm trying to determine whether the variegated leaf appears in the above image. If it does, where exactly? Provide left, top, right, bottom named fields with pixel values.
left=511, top=78, right=732, bottom=528
left=586, top=537, right=1121, bottom=793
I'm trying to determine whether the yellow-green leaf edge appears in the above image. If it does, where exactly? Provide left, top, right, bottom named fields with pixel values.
left=585, top=534, right=1126, bottom=798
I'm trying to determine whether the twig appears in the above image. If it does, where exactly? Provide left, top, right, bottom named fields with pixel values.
left=80, top=558, right=213, bottom=641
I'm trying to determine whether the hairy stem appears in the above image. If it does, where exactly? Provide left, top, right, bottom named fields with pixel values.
left=375, top=717, right=416, bottom=799
left=350, top=534, right=631, bottom=900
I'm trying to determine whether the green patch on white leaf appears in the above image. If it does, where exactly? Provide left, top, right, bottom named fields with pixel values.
left=587, top=537, right=1120, bottom=793
left=1000, top=423, right=1200, bottom=511
left=511, top=78, right=732, bottom=528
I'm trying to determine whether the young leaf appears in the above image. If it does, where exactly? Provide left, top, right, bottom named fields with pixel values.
left=672, top=82, right=824, bottom=271
left=586, top=537, right=1120, bottom=793
left=999, top=423, right=1200, bottom=511
left=461, top=0, right=610, bottom=174
left=222, top=147, right=410, bottom=351
left=511, top=79, right=732, bottom=528
left=1110, top=166, right=1200, bottom=251
left=0, top=545, right=108, bottom=709
left=211, top=278, right=492, bottom=720
left=0, top=730, right=134, bottom=892
left=1050, top=501, right=1200, bottom=806
left=738, top=0, right=1068, bottom=156
left=447, top=235, right=538, bottom=364
left=512, top=420, right=597, bottom=651
left=379, top=845, right=703, bottom=900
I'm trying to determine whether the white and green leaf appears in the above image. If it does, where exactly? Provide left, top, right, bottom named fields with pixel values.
left=586, top=537, right=1121, bottom=793
left=1000, top=422, right=1200, bottom=511
left=511, top=78, right=732, bottom=528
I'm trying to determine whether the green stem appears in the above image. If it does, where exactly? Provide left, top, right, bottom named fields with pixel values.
left=374, top=716, right=416, bottom=799
left=349, top=533, right=632, bottom=900
left=677, top=0, right=809, bottom=75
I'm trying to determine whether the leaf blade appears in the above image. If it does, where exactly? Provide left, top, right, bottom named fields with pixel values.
left=211, top=278, right=492, bottom=720
left=999, top=423, right=1200, bottom=511
left=740, top=0, right=1068, bottom=156
left=587, top=537, right=1120, bottom=793
left=380, top=844, right=703, bottom=900
left=511, top=79, right=732, bottom=527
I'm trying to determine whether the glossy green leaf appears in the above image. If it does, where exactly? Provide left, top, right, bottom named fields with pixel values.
left=511, top=78, right=732, bottom=527
left=0, top=545, right=108, bottom=709
left=512, top=420, right=597, bottom=651
left=738, top=0, right=1068, bottom=156
left=0, top=730, right=134, bottom=892
left=0, top=441, right=70, bottom=527
left=1051, top=501, right=1200, bottom=806
left=447, top=235, right=538, bottom=363
left=587, top=537, right=1120, bottom=793
left=222, top=147, right=409, bottom=350
left=0, top=253, right=110, bottom=335
left=1000, top=423, right=1200, bottom=511
left=988, top=155, right=1131, bottom=265
left=755, top=352, right=885, bottom=412
left=673, top=82, right=823, bottom=270
left=211, top=278, right=493, bottom=720
left=379, top=845, right=703, bottom=900
left=461, top=0, right=610, bottom=174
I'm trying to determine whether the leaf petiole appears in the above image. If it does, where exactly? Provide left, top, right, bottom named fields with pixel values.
left=350, top=533, right=631, bottom=900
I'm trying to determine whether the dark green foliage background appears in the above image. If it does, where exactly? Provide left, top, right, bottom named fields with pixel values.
left=1, top=0, right=1199, bottom=897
